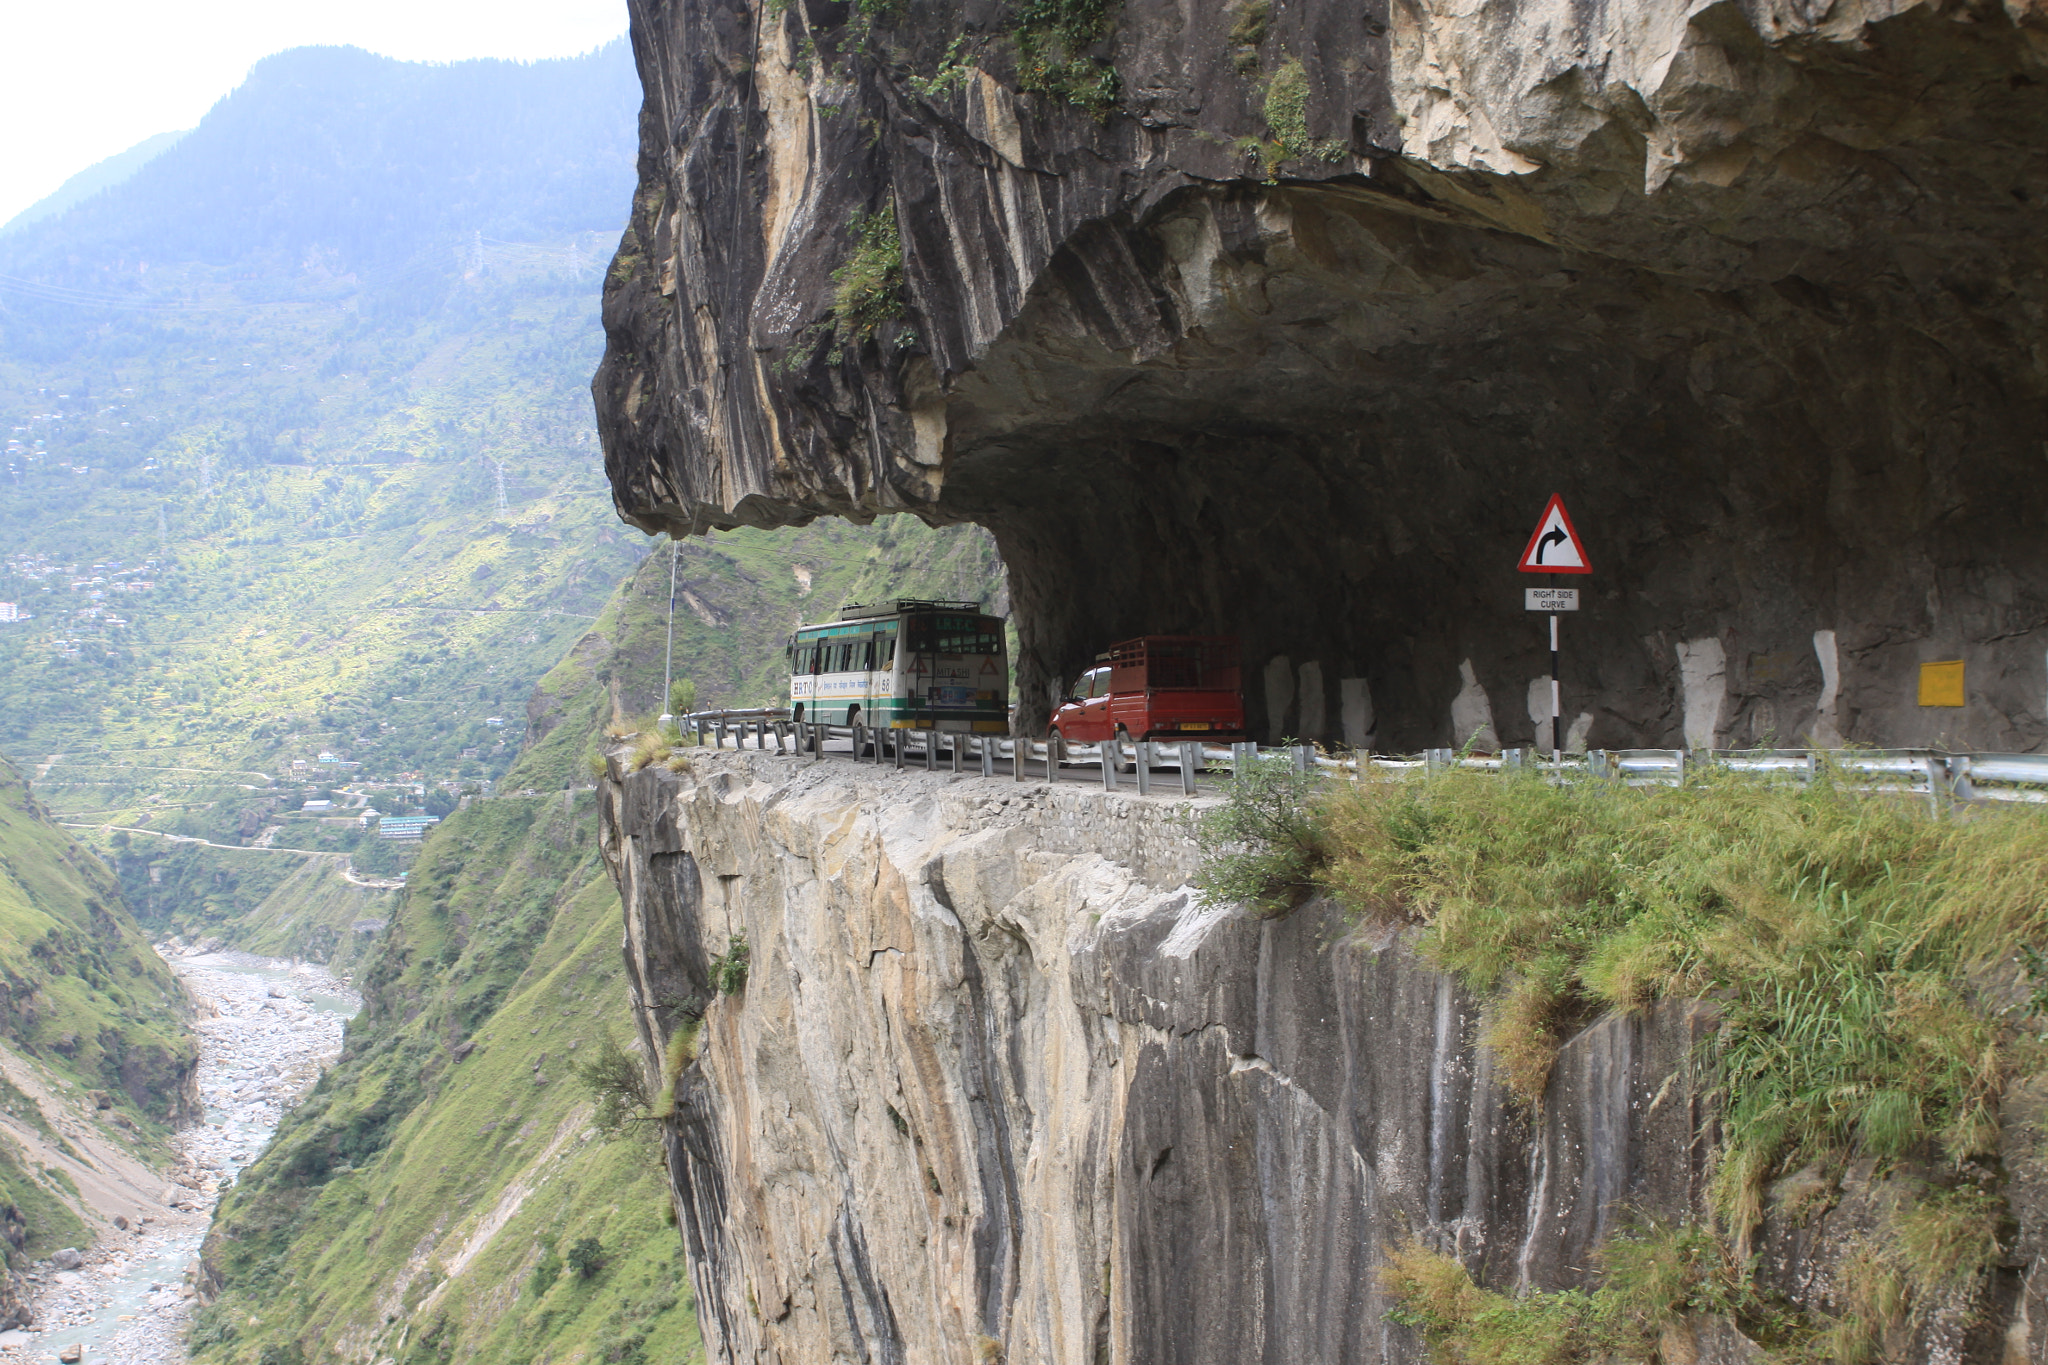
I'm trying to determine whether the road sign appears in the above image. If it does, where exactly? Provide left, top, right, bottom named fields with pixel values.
left=1526, top=588, right=1578, bottom=612
left=1517, top=495, right=1591, bottom=574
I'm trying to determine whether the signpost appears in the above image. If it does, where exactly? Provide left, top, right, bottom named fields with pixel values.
left=1517, top=496, right=1591, bottom=766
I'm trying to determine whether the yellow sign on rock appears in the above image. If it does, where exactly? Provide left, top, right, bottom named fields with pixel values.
left=1918, top=660, right=1966, bottom=707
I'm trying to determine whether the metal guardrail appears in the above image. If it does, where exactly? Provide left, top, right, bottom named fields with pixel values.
left=676, top=712, right=2048, bottom=808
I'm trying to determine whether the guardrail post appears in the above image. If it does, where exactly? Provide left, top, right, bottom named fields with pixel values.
left=1292, top=745, right=1312, bottom=774
left=1502, top=747, right=1527, bottom=771
left=1923, top=755, right=1952, bottom=815
left=1012, top=738, right=1026, bottom=783
left=1135, top=743, right=1152, bottom=796
left=950, top=734, right=963, bottom=774
left=1051, top=734, right=1064, bottom=781
left=980, top=737, right=995, bottom=778
left=1180, top=742, right=1199, bottom=795
left=893, top=728, right=905, bottom=769
left=1102, top=740, right=1118, bottom=791
left=1949, top=755, right=1975, bottom=802
left=922, top=730, right=937, bottom=771
left=1424, top=747, right=1451, bottom=775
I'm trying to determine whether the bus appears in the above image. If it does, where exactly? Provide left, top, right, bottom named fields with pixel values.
left=787, top=600, right=1009, bottom=733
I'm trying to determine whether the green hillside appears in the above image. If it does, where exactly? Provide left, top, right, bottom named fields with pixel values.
left=0, top=756, right=194, bottom=1125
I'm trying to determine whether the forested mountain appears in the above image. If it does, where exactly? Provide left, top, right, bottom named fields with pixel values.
left=0, top=42, right=645, bottom=858
left=0, top=42, right=639, bottom=341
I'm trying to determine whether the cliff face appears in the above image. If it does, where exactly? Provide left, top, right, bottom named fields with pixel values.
left=596, top=0, right=2048, bottom=751
left=608, top=752, right=2048, bottom=1363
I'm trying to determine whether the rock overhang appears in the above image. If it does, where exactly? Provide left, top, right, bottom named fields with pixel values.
left=596, top=0, right=2048, bottom=751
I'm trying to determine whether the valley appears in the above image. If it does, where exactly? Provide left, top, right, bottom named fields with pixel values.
left=0, top=31, right=1000, bottom=1365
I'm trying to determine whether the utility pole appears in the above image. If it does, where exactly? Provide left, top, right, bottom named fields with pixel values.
left=658, top=538, right=681, bottom=730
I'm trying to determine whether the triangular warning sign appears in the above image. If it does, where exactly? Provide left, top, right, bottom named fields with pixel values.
left=1517, top=495, right=1592, bottom=574
left=979, top=657, right=999, bottom=675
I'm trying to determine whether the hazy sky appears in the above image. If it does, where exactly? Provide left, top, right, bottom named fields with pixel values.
left=0, top=0, right=629, bottom=227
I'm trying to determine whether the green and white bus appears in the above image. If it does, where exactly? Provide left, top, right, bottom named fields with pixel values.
left=787, top=600, right=1009, bottom=733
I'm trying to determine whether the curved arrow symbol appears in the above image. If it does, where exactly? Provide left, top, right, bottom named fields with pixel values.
left=1536, top=527, right=1569, bottom=563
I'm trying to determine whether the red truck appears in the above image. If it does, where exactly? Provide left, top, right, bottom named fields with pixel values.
left=1047, top=637, right=1245, bottom=753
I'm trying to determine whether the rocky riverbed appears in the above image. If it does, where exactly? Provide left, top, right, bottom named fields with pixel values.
left=0, top=953, right=355, bottom=1365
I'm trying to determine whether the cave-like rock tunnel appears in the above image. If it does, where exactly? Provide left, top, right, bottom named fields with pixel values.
left=594, top=0, right=2048, bottom=752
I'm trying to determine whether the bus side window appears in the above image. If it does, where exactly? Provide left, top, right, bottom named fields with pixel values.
left=879, top=635, right=896, bottom=670
left=863, top=638, right=876, bottom=672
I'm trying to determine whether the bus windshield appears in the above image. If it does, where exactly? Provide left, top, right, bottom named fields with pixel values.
left=905, top=615, right=1002, bottom=656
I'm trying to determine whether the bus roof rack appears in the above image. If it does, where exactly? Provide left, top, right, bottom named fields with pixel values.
left=837, top=599, right=984, bottom=620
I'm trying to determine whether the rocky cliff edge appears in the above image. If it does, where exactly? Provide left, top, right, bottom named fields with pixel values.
left=597, top=751, right=2048, bottom=1363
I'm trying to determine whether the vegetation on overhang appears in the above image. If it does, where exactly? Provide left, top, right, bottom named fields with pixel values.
left=831, top=205, right=908, bottom=340
left=1011, top=0, right=1121, bottom=116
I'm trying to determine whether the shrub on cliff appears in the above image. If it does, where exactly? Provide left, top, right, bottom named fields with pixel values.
left=577, top=1027, right=653, bottom=1138
left=1191, top=747, right=1330, bottom=916
left=831, top=208, right=906, bottom=339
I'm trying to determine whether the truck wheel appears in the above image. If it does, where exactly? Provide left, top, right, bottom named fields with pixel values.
left=1113, top=726, right=1138, bottom=774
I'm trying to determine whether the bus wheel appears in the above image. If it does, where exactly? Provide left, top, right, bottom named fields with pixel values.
left=1113, top=725, right=1138, bottom=774
left=792, top=703, right=805, bottom=723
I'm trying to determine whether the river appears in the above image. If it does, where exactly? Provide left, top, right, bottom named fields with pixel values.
left=0, top=953, right=356, bottom=1365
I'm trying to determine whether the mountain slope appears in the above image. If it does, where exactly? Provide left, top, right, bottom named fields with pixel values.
left=1, top=131, right=187, bottom=236
left=0, top=42, right=637, bottom=295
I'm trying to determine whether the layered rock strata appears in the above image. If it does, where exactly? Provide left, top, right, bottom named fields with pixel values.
left=596, top=0, right=2048, bottom=751
left=599, top=752, right=2047, bottom=1363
